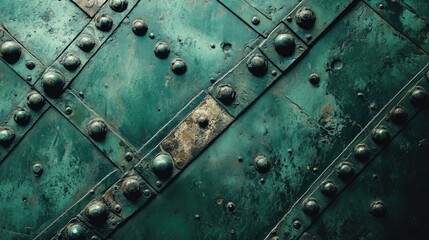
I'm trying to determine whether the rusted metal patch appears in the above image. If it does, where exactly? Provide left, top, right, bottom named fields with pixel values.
left=71, top=0, right=107, bottom=17
left=160, top=95, right=234, bottom=169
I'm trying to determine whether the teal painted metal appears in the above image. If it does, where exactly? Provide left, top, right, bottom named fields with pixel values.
left=0, top=0, right=428, bottom=239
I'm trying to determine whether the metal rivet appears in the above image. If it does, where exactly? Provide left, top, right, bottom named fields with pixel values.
left=295, top=7, right=316, bottom=29
left=26, top=76, right=32, bottom=81
left=65, top=107, right=73, bottom=115
left=61, top=53, right=81, bottom=71
left=286, top=16, right=293, bottom=22
left=121, top=177, right=141, bottom=200
left=336, top=162, right=355, bottom=180
left=247, top=53, right=268, bottom=77
left=109, top=0, right=128, bottom=12
left=67, top=223, right=86, bottom=240
left=194, top=214, right=200, bottom=220
left=370, top=200, right=387, bottom=217
left=309, top=73, right=320, bottom=85
left=132, top=19, right=148, bottom=36
left=95, top=14, right=113, bottom=31
left=216, top=85, right=236, bottom=105
left=378, top=3, right=385, bottom=10
left=114, top=204, right=121, bottom=213
left=86, top=201, right=108, bottom=223
left=271, top=70, right=277, bottom=76
left=354, top=143, right=370, bottom=161
left=274, top=33, right=295, bottom=56
left=0, top=128, right=15, bottom=147
left=41, top=70, right=65, bottom=98
left=170, top=58, right=187, bottom=75
left=293, top=220, right=302, bottom=229
left=25, top=61, right=36, bottom=70
left=149, top=33, right=155, bottom=39
left=320, top=181, right=337, bottom=197
left=254, top=155, right=271, bottom=173
left=152, top=154, right=173, bottom=178
left=197, top=116, right=209, bottom=128
left=409, top=86, right=427, bottom=106
left=1, top=41, right=21, bottom=64
left=143, top=189, right=151, bottom=197
left=124, top=152, right=133, bottom=161
left=156, top=181, right=162, bottom=187
left=371, top=125, right=391, bottom=145
left=251, top=16, right=260, bottom=25
left=14, top=109, right=30, bottom=125
left=154, top=42, right=170, bottom=59
left=27, top=92, right=45, bottom=110
left=32, top=163, right=43, bottom=177
left=302, top=198, right=320, bottom=216
left=226, top=202, right=236, bottom=212
left=77, top=35, right=95, bottom=52
left=87, top=119, right=107, bottom=141
left=305, top=34, right=313, bottom=41
left=210, top=43, right=216, bottom=49
left=389, top=106, right=408, bottom=124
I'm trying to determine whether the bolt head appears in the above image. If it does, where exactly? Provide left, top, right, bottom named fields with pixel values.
left=389, top=106, right=408, bottom=124
left=86, top=201, right=108, bottom=223
left=87, top=119, right=107, bottom=141
left=132, top=19, right=148, bottom=36
left=14, top=110, right=30, bottom=125
left=152, top=154, right=173, bottom=178
left=67, top=223, right=85, bottom=240
left=1, top=41, right=21, bottom=64
left=154, top=42, right=170, bottom=59
left=216, top=85, right=236, bottom=105
left=77, top=35, right=95, bottom=52
left=95, top=14, right=113, bottom=31
left=247, top=54, right=268, bottom=77
left=274, top=33, right=295, bottom=56
left=27, top=92, right=45, bottom=110
left=62, top=53, right=81, bottom=71
left=121, top=177, right=141, bottom=199
left=0, top=128, right=15, bottom=147
left=370, top=201, right=387, bottom=217
left=302, top=198, right=320, bottom=216
left=354, top=144, right=370, bottom=161
left=336, top=162, right=355, bottom=180
left=32, top=163, right=44, bottom=176
left=170, top=58, right=187, bottom=75
left=295, top=7, right=316, bottom=29
left=371, top=125, right=391, bottom=145
left=109, top=0, right=128, bottom=12
left=409, top=86, right=427, bottom=106
left=41, top=70, right=65, bottom=98
left=254, top=155, right=271, bottom=173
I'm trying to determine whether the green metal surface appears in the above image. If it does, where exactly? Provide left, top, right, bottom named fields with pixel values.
left=0, top=0, right=428, bottom=239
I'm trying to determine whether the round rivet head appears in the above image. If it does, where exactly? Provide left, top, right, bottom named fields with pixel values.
left=170, top=58, right=187, bottom=75
left=152, top=154, right=173, bottom=178
left=247, top=53, right=268, bottom=77
left=77, top=35, right=95, bottom=52
left=132, top=19, right=148, bottom=36
left=251, top=16, right=260, bottom=25
left=302, top=198, right=320, bottom=216
left=216, top=85, right=236, bottom=105
left=121, top=177, right=141, bottom=200
left=321, top=181, right=337, bottom=197
left=67, top=223, right=86, bottom=240
left=0, top=128, right=15, bottom=147
left=409, top=86, right=427, bottom=106
left=61, top=53, right=81, bottom=71
left=274, top=33, right=295, bottom=56
left=109, top=0, right=128, bottom=12
left=309, top=73, right=320, bottom=85
left=95, top=14, right=113, bottom=32
left=154, top=42, right=170, bottom=59
left=336, top=162, right=355, bottom=180
left=26, top=61, right=36, bottom=70
left=354, top=144, right=370, bottom=161
left=14, top=110, right=30, bottom=125
left=86, top=201, right=108, bottom=223
left=87, top=119, right=107, bottom=141
left=27, top=92, right=45, bottom=110
left=1, top=41, right=21, bottom=64
left=295, top=7, right=316, bottom=29
left=197, top=116, right=209, bottom=128
left=370, top=201, right=387, bottom=217
left=371, top=125, right=391, bottom=145
left=41, top=70, right=65, bottom=98
left=226, top=202, right=236, bottom=212
left=293, top=220, right=302, bottom=229
left=124, top=152, right=133, bottom=161
left=254, top=155, right=271, bottom=173
left=32, top=163, right=43, bottom=176
left=389, top=106, right=408, bottom=124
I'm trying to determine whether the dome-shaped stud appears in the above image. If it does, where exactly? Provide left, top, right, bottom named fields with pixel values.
left=27, top=92, right=45, bottom=110
left=308, top=73, right=320, bottom=85
left=87, top=119, right=107, bottom=141
left=95, top=14, right=113, bottom=32
left=170, top=58, right=187, bottom=75
left=41, top=70, right=65, bottom=98
left=247, top=53, right=268, bottom=77
left=336, top=162, right=355, bottom=181
left=61, top=53, right=81, bottom=71
left=67, top=223, right=86, bottom=240
left=274, top=33, right=295, bottom=56
left=409, top=86, right=427, bottom=106
left=320, top=181, right=337, bottom=197
left=371, top=125, right=391, bottom=145
left=354, top=143, right=370, bottom=162
left=226, top=202, right=236, bottom=212
left=254, top=155, right=271, bottom=173
left=1, top=41, right=21, bottom=64
left=131, top=19, right=148, bottom=36
left=389, top=106, right=408, bottom=125
left=121, top=177, right=141, bottom=200
left=77, top=35, right=95, bottom=52
left=109, top=0, right=128, bottom=12
left=14, top=109, right=30, bottom=125
left=369, top=200, right=387, bottom=218
left=154, top=42, right=170, bottom=59
left=86, top=201, right=108, bottom=224
left=197, top=116, right=209, bottom=129
left=32, top=163, right=44, bottom=177
left=152, top=154, right=174, bottom=178
left=216, top=85, right=236, bottom=105
left=0, top=128, right=15, bottom=147
left=295, top=7, right=316, bottom=29
left=301, top=198, right=320, bottom=216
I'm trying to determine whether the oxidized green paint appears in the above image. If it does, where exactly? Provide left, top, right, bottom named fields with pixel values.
left=0, top=0, right=428, bottom=240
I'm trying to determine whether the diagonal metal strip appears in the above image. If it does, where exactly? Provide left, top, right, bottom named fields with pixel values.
left=264, top=63, right=429, bottom=240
